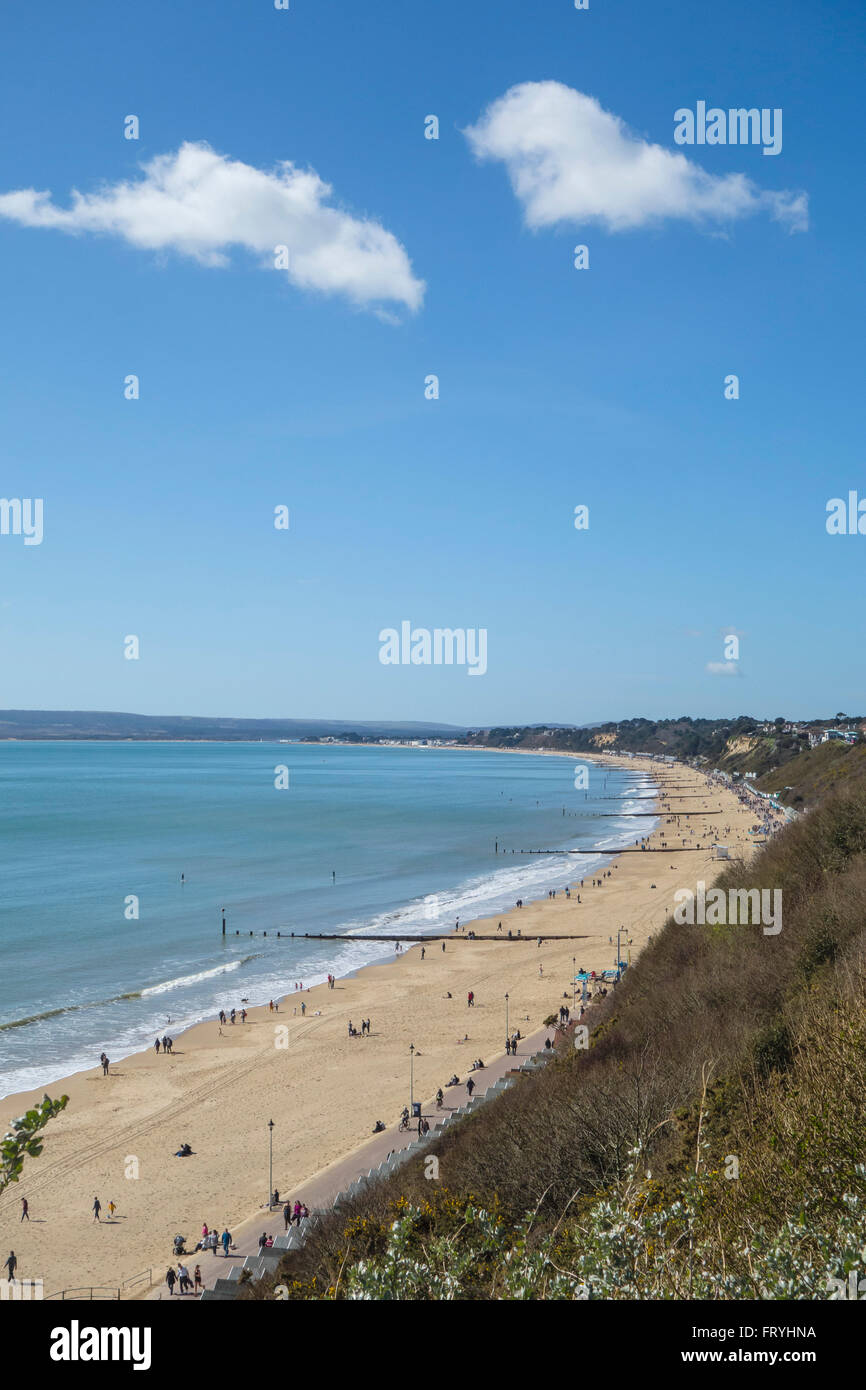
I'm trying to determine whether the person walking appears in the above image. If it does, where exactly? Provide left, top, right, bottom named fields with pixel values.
left=165, top=1266, right=177, bottom=1296
left=283, top=1202, right=291, bottom=1231
left=100, top=1053, right=110, bottom=1076
left=20, top=1198, right=29, bottom=1222
left=221, top=1228, right=231, bottom=1257
left=194, top=1264, right=202, bottom=1294
left=154, top=1038, right=161, bottom=1055
left=107, top=1201, right=116, bottom=1219
left=92, top=1196, right=102, bottom=1222
left=3, top=1252, right=16, bottom=1282
left=466, top=1077, right=475, bottom=1098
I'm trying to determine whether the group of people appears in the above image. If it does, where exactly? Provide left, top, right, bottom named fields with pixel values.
left=99, top=1052, right=110, bottom=1076
left=153, top=1035, right=174, bottom=1054
left=197, top=1224, right=233, bottom=1256
left=165, top=1262, right=201, bottom=1295
left=282, top=1201, right=309, bottom=1229
left=348, top=1018, right=371, bottom=1036
left=218, top=1008, right=247, bottom=1026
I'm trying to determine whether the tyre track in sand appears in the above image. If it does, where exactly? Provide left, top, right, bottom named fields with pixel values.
left=2, top=1015, right=332, bottom=1203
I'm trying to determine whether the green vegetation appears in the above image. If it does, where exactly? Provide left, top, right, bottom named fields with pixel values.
left=463, top=716, right=866, bottom=793
left=462, top=716, right=762, bottom=762
left=249, top=755, right=866, bottom=1300
left=1, top=1094, right=69, bottom=1195
left=757, top=741, right=866, bottom=809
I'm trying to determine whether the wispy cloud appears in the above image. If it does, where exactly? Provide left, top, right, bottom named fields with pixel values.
left=706, top=661, right=741, bottom=677
left=0, top=142, right=425, bottom=314
left=464, top=82, right=808, bottom=234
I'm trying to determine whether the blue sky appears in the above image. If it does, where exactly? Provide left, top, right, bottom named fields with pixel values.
left=0, top=0, right=863, bottom=726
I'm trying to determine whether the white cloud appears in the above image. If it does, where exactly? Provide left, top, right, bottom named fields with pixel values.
left=464, top=82, right=808, bottom=234
left=0, top=142, right=424, bottom=313
left=706, top=661, right=740, bottom=677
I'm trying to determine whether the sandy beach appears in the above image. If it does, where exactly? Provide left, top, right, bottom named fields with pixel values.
left=0, top=755, right=765, bottom=1298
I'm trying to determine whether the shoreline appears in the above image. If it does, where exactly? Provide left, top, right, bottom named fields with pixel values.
left=0, top=753, right=759, bottom=1297
left=0, top=745, right=636, bottom=1102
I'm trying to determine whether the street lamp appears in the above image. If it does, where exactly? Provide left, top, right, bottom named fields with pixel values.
left=267, top=1119, right=274, bottom=1209
left=409, top=1043, right=415, bottom=1111
left=505, top=992, right=509, bottom=1041
left=572, top=956, right=576, bottom=1012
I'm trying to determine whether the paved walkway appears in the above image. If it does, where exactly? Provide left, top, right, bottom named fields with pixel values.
left=147, top=1023, right=555, bottom=1299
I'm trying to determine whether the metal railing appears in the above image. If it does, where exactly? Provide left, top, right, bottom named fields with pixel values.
left=45, top=1286, right=121, bottom=1300
left=44, top=1269, right=153, bottom=1301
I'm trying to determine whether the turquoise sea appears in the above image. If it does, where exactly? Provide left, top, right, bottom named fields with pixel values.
left=0, top=743, right=657, bottom=1097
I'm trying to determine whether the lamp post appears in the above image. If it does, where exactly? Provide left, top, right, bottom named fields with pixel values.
left=267, top=1119, right=274, bottom=1209
left=505, top=993, right=509, bottom=1042
left=572, top=956, right=576, bottom=1012
left=616, top=927, right=622, bottom=981
left=409, top=1043, right=415, bottom=1112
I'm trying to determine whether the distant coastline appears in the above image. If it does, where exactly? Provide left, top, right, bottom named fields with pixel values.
left=0, top=709, right=466, bottom=741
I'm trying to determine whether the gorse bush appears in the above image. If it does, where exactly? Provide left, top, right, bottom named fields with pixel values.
left=339, top=1156, right=866, bottom=1301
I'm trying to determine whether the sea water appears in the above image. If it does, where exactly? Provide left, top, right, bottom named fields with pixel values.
left=0, top=742, right=657, bottom=1096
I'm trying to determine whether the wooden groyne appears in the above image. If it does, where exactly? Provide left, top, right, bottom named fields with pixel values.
left=572, top=806, right=722, bottom=811
left=222, top=930, right=591, bottom=941
left=511, top=846, right=718, bottom=855
left=598, top=794, right=711, bottom=801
